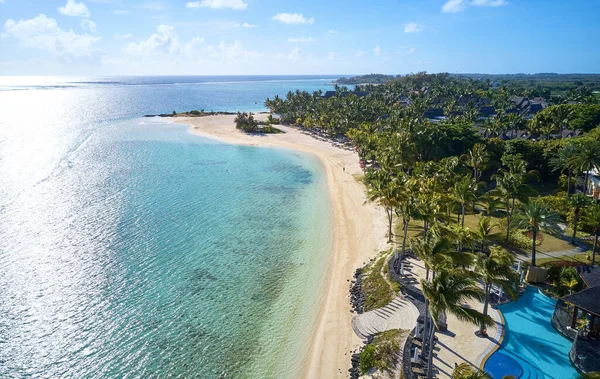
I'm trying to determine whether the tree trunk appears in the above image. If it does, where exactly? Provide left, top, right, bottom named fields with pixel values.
left=480, top=283, right=490, bottom=334
left=532, top=229, right=538, bottom=267
left=593, top=230, right=598, bottom=266
left=387, top=207, right=393, bottom=243
left=427, top=314, right=437, bottom=379
left=567, top=170, right=572, bottom=197
left=572, top=209, right=580, bottom=243
left=584, top=170, right=590, bottom=194
left=461, top=204, right=465, bottom=228
left=505, top=209, right=511, bottom=243
left=401, top=219, right=409, bottom=256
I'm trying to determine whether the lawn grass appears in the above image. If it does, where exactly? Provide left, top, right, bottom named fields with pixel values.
left=535, top=253, right=591, bottom=266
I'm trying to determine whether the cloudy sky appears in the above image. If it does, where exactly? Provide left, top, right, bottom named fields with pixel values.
left=1, top=0, right=599, bottom=75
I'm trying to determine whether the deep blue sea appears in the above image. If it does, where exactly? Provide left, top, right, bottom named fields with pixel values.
left=0, top=76, right=336, bottom=378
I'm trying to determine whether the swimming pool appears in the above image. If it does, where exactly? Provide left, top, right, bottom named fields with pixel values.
left=484, top=286, right=579, bottom=379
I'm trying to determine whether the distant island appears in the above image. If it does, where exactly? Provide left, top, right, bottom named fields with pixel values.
left=336, top=74, right=398, bottom=85
left=337, top=72, right=600, bottom=94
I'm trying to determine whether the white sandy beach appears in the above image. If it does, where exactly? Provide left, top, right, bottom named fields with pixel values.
left=177, top=114, right=389, bottom=378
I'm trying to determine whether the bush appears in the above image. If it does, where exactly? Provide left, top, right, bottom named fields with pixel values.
left=359, top=344, right=376, bottom=374
left=503, top=229, right=541, bottom=249
left=546, top=264, right=562, bottom=284
left=540, top=194, right=569, bottom=219
left=189, top=110, right=201, bottom=115
left=235, top=112, right=259, bottom=132
left=260, top=125, right=282, bottom=134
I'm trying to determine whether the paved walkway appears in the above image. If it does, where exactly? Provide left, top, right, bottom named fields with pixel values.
left=351, top=296, right=419, bottom=340
left=402, top=257, right=501, bottom=379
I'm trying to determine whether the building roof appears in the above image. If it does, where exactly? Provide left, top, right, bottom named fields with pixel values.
left=562, top=285, right=600, bottom=317
left=577, top=265, right=600, bottom=288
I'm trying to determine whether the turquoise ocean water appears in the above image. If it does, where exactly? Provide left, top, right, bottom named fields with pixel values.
left=0, top=76, right=337, bottom=378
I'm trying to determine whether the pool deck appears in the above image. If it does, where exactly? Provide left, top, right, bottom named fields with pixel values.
left=405, top=257, right=504, bottom=379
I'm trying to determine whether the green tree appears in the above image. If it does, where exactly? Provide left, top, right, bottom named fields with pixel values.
left=515, top=199, right=562, bottom=267
left=453, top=176, right=478, bottom=228
left=451, top=363, right=492, bottom=379
left=366, top=171, right=400, bottom=243
left=473, top=217, right=499, bottom=253
left=550, top=143, right=578, bottom=197
left=474, top=247, right=515, bottom=334
left=583, top=204, right=600, bottom=265
left=568, top=194, right=593, bottom=243
left=461, top=143, right=489, bottom=182
left=421, top=270, right=493, bottom=379
left=568, top=140, right=600, bottom=194
left=561, top=277, right=579, bottom=295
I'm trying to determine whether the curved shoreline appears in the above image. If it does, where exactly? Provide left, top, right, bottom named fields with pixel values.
left=175, top=115, right=389, bottom=378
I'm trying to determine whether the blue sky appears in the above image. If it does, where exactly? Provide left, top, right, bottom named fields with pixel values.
left=1, top=0, right=599, bottom=75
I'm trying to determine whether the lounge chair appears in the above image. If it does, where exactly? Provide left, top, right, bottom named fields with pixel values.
left=412, top=367, right=426, bottom=377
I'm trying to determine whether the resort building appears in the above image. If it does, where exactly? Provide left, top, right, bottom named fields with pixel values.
left=585, top=169, right=600, bottom=200
left=552, top=265, right=600, bottom=374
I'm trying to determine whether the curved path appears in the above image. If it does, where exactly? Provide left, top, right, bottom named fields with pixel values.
left=351, top=296, right=419, bottom=340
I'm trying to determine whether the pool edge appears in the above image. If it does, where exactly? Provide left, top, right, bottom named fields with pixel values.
left=477, top=307, right=505, bottom=371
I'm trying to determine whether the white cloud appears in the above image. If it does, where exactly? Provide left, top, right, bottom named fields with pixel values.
left=326, top=29, right=339, bottom=35
left=288, top=47, right=302, bottom=60
left=186, top=0, right=247, bottom=10
left=80, top=19, right=97, bottom=33
left=404, top=22, right=423, bottom=33
left=443, top=0, right=506, bottom=13
left=114, top=33, right=133, bottom=39
left=288, top=36, right=315, bottom=43
left=4, top=14, right=100, bottom=56
left=327, top=52, right=337, bottom=61
left=408, top=47, right=416, bottom=54
left=355, top=50, right=364, bottom=58
left=125, top=25, right=211, bottom=59
left=126, top=25, right=180, bottom=55
left=234, top=22, right=258, bottom=28
left=442, top=0, right=466, bottom=13
left=272, top=13, right=314, bottom=25
left=373, top=45, right=381, bottom=56
left=58, top=0, right=90, bottom=17
left=472, top=0, right=506, bottom=6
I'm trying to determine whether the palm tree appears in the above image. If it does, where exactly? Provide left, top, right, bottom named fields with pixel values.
left=474, top=247, right=515, bottom=334
left=583, top=204, right=600, bottom=265
left=421, top=270, right=493, bottom=379
left=412, top=231, right=454, bottom=281
left=367, top=172, right=400, bottom=243
left=550, top=143, right=578, bottom=196
left=473, top=216, right=499, bottom=253
left=561, top=277, right=579, bottom=295
left=451, top=363, right=492, bottom=379
left=568, top=140, right=600, bottom=195
left=461, top=143, right=489, bottom=183
left=453, top=176, right=478, bottom=227
left=568, top=194, right=593, bottom=243
left=396, top=184, right=418, bottom=259
left=515, top=199, right=562, bottom=267
left=493, top=154, right=539, bottom=243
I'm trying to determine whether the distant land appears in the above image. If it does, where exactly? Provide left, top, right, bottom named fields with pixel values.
left=337, top=73, right=600, bottom=93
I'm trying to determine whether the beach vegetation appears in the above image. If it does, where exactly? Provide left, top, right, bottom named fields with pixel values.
left=361, top=251, right=397, bottom=312
left=358, top=329, right=406, bottom=374
left=234, top=112, right=259, bottom=132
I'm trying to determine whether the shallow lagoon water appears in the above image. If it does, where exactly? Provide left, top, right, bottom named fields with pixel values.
left=0, top=77, right=334, bottom=378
